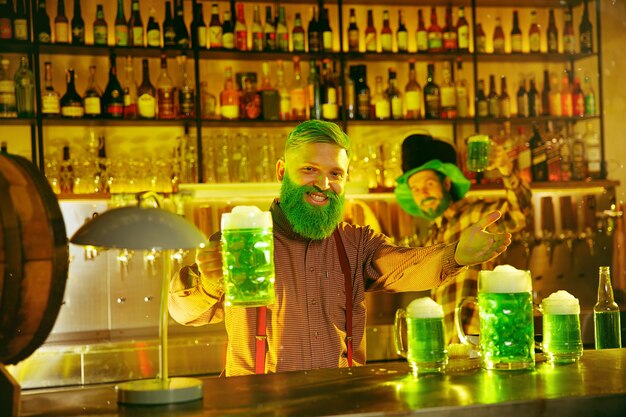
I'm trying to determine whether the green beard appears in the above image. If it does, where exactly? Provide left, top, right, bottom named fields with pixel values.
left=417, top=190, right=452, bottom=221
left=279, top=172, right=345, bottom=240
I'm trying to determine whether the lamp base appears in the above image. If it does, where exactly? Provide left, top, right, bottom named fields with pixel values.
left=117, top=377, right=203, bottom=405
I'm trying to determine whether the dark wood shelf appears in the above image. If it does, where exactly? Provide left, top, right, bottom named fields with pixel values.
left=347, top=118, right=476, bottom=126
left=345, top=51, right=474, bottom=62
left=476, top=52, right=597, bottom=63
left=471, top=179, right=618, bottom=191
left=38, top=44, right=191, bottom=58
left=198, top=49, right=339, bottom=61
left=0, top=40, right=33, bottom=54
left=40, top=117, right=195, bottom=127
left=201, top=119, right=304, bottom=128
left=477, top=115, right=600, bottom=125
left=0, top=117, right=36, bottom=125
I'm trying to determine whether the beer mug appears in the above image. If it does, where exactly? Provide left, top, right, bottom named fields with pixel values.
left=221, top=206, right=275, bottom=307
left=466, top=134, right=490, bottom=172
left=455, top=265, right=535, bottom=371
left=394, top=297, right=448, bottom=376
left=539, top=290, right=583, bottom=364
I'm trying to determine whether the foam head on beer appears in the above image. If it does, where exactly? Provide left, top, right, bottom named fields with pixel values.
left=407, top=297, right=444, bottom=318
left=541, top=290, right=580, bottom=315
left=479, top=264, right=532, bottom=293
left=221, top=205, right=273, bottom=230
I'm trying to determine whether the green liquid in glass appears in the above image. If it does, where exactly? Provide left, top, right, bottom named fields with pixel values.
left=466, top=138, right=489, bottom=172
left=406, top=316, right=447, bottom=374
left=542, top=313, right=583, bottom=364
left=594, top=310, right=622, bottom=349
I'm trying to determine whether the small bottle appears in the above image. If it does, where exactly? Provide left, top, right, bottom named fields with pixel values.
left=499, top=76, right=511, bottom=118
left=493, top=16, right=505, bottom=53
left=83, top=65, right=102, bottom=118
left=396, top=10, right=408, bottom=53
left=516, top=77, right=528, bottom=118
left=55, top=0, right=70, bottom=43
left=128, top=0, right=144, bottom=47
left=320, top=8, right=333, bottom=52
left=101, top=54, right=124, bottom=118
left=273, top=61, right=289, bottom=121
left=156, top=53, right=176, bottom=119
left=114, top=0, right=128, bottom=46
left=146, top=5, right=161, bottom=47
left=510, top=10, right=522, bottom=53
left=530, top=123, right=548, bottom=182
left=579, top=0, right=593, bottom=53
left=137, top=58, right=156, bottom=119
left=528, top=10, right=541, bottom=53
left=14, top=56, right=35, bottom=118
left=594, top=266, right=622, bottom=349
left=455, top=59, right=468, bottom=118
left=193, top=2, right=208, bottom=49
left=263, top=5, right=276, bottom=52
left=276, top=6, right=288, bottom=52
left=307, top=60, right=321, bottom=120
left=423, top=63, right=440, bottom=119
left=364, top=9, right=377, bottom=53
left=456, top=6, right=469, bottom=53
left=122, top=56, right=137, bottom=118
left=59, top=145, right=73, bottom=194
left=442, top=4, right=457, bottom=52
left=541, top=69, right=551, bottom=116
left=220, top=66, right=239, bottom=120
left=93, top=2, right=108, bottom=46
left=221, top=10, right=233, bottom=50
left=347, top=8, right=359, bottom=52
left=415, top=9, right=428, bottom=53
left=583, top=121, right=602, bottom=179
left=290, top=57, right=307, bottom=121
left=440, top=61, right=456, bottom=119
left=251, top=5, right=263, bottom=51
left=37, top=0, right=52, bottom=43
left=234, top=3, right=247, bottom=51
left=163, top=0, right=176, bottom=46
left=475, top=22, right=486, bottom=53
left=200, top=81, right=217, bottom=119
left=584, top=73, right=596, bottom=116
left=427, top=7, right=442, bottom=53
left=572, top=77, right=585, bottom=117
left=528, top=76, right=541, bottom=117
left=386, top=68, right=402, bottom=120
left=69, top=0, right=85, bottom=45
left=547, top=9, right=558, bottom=53
left=41, top=62, right=60, bottom=117
left=487, top=74, right=499, bottom=118
left=292, top=12, right=305, bottom=52
left=177, top=53, right=195, bottom=119
left=173, top=0, right=189, bottom=48
left=563, top=8, right=575, bottom=54
left=372, top=75, right=390, bottom=120
left=351, top=65, right=370, bottom=120
left=476, top=79, right=488, bottom=117
left=307, top=7, right=320, bottom=53
left=380, top=10, right=392, bottom=53
left=60, top=68, right=84, bottom=118
left=320, top=59, right=338, bottom=121
left=14, top=0, right=29, bottom=41
left=404, top=60, right=421, bottom=119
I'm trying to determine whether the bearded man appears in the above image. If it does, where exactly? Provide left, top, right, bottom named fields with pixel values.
left=169, top=121, right=512, bottom=376
left=394, top=133, right=533, bottom=344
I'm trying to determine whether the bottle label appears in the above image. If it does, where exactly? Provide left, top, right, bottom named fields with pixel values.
left=391, top=96, right=402, bottom=119
left=84, top=97, right=102, bottom=115
left=456, top=88, right=468, bottom=117
left=511, top=34, right=522, bottom=52
left=380, top=33, right=392, bottom=52
left=39, top=31, right=51, bottom=43
left=493, top=37, right=505, bottom=53
left=42, top=96, right=60, bottom=114
left=179, top=91, right=195, bottom=115
left=442, top=32, right=457, bottom=50
left=223, top=32, right=234, bottom=49
left=405, top=91, right=420, bottom=112
left=138, top=94, right=156, bottom=118
left=580, top=32, right=592, bottom=52
left=61, top=105, right=84, bottom=118
left=94, top=27, right=108, bottom=45
left=416, top=31, right=428, bottom=51
left=458, top=26, right=469, bottom=50
left=518, top=148, right=532, bottom=171
left=365, top=32, right=376, bottom=52
left=563, top=35, right=576, bottom=53
left=72, top=27, right=84, bottom=43
left=164, top=29, right=176, bottom=45
left=548, top=33, right=558, bottom=52
left=357, top=92, right=370, bottom=119
left=550, top=92, right=562, bottom=116
left=427, top=32, right=442, bottom=51
left=292, top=33, right=305, bottom=52
left=375, top=99, right=390, bottom=119
left=0, top=19, right=12, bottom=39
left=115, top=25, right=129, bottom=46
left=147, top=29, right=161, bottom=47
left=348, top=30, right=359, bottom=51
left=322, top=31, right=333, bottom=51
left=325, top=87, right=337, bottom=105
left=132, top=27, right=144, bottom=46
left=221, top=104, right=239, bottom=119
left=265, top=32, right=276, bottom=51
left=477, top=35, right=486, bottom=53
left=157, top=89, right=175, bottom=118
left=252, top=31, right=263, bottom=51
left=322, top=103, right=338, bottom=120
left=441, top=86, right=456, bottom=108
left=236, top=30, right=247, bottom=50
left=478, top=100, right=488, bottom=117
left=529, top=33, right=541, bottom=52
left=499, top=98, right=510, bottom=118
left=290, top=88, right=306, bottom=112
left=278, top=32, right=289, bottom=51
left=107, top=102, right=124, bottom=117
left=585, top=94, right=596, bottom=116
left=209, top=26, right=222, bottom=48
left=517, top=95, right=528, bottom=117
left=55, top=23, right=69, bottom=43
left=397, top=32, right=408, bottom=52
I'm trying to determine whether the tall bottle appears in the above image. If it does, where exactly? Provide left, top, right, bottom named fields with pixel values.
left=83, top=64, right=102, bottom=118
left=156, top=53, right=175, bottom=119
left=528, top=10, right=541, bottom=53
left=517, top=77, right=528, bottom=118
left=455, top=59, right=468, bottom=118
left=528, top=76, right=541, bottom=117
left=307, top=7, right=319, bottom=52
left=572, top=76, right=585, bottom=117
left=234, top=3, right=247, bottom=51
left=137, top=58, right=156, bottom=119
left=163, top=0, right=176, bottom=46
left=351, top=65, right=370, bottom=120
left=14, top=56, right=34, bottom=117
left=271, top=60, right=288, bottom=121
left=173, top=0, right=189, bottom=47
left=423, top=63, right=440, bottom=119
left=530, top=123, right=548, bottom=181
left=387, top=68, right=402, bottom=119
left=276, top=6, right=288, bottom=52
left=14, top=0, right=29, bottom=41
left=396, top=10, right=408, bottom=53
left=440, top=61, right=457, bottom=119
left=380, top=10, right=392, bottom=52
left=427, top=6, right=442, bottom=53
left=415, top=9, right=428, bottom=53
left=93, top=2, right=107, bottom=46
left=307, top=60, right=321, bottom=119
left=222, top=10, right=234, bottom=50
left=122, top=56, right=137, bottom=118
left=37, top=0, right=52, bottom=43
left=290, top=57, right=307, bottom=121
left=114, top=0, right=128, bottom=46
left=579, top=0, right=593, bottom=53
left=584, top=73, right=596, bottom=116
left=177, top=53, right=195, bottom=119
left=364, top=9, right=376, bottom=53
left=475, top=22, right=486, bottom=53
left=547, top=9, right=558, bottom=53
left=71, top=0, right=84, bottom=45
left=146, top=5, right=160, bottom=47
left=192, top=2, right=207, bottom=49
left=292, top=12, right=305, bottom=52
left=101, top=54, right=124, bottom=118
left=347, top=8, right=359, bottom=52
left=487, top=74, right=499, bottom=118
left=0, top=0, right=14, bottom=39
left=320, top=8, right=333, bottom=52
left=220, top=66, right=239, bottom=120
left=372, top=75, right=389, bottom=120
left=541, top=69, right=551, bottom=116
left=594, top=266, right=622, bottom=349
left=510, top=10, right=522, bottom=53
left=404, top=60, right=421, bottom=119
left=561, top=72, right=573, bottom=117
left=442, top=4, right=457, bottom=52
left=251, top=5, right=263, bottom=51
left=41, top=62, right=60, bottom=116
left=493, top=16, right=505, bottom=53
left=60, top=68, right=84, bottom=118
left=563, top=8, right=575, bottom=54
left=456, top=6, right=469, bottom=53
left=583, top=121, right=602, bottom=179
left=320, top=59, right=338, bottom=121
left=499, top=76, right=511, bottom=118
left=128, top=0, right=144, bottom=47
left=476, top=79, right=488, bottom=117
left=55, top=0, right=69, bottom=43
left=263, top=5, right=276, bottom=52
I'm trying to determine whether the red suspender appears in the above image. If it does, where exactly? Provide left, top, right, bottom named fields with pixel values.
left=254, top=229, right=353, bottom=374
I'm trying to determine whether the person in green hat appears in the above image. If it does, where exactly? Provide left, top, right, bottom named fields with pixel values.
left=395, top=133, right=533, bottom=344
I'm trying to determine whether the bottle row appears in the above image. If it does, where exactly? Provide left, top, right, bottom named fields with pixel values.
left=0, top=54, right=599, bottom=122
left=0, top=0, right=595, bottom=56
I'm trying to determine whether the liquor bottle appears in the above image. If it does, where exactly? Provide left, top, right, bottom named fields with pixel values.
left=200, top=81, right=217, bottom=119
left=276, top=6, right=288, bottom=52
left=93, top=2, right=107, bottom=46
left=455, top=59, right=468, bottom=118
left=510, top=10, right=522, bottom=53
left=594, top=266, right=622, bottom=349
left=544, top=121, right=561, bottom=181
left=584, top=73, right=596, bottom=116
left=220, top=66, right=239, bottom=120
left=206, top=3, right=220, bottom=49
left=222, top=10, right=234, bottom=50
left=440, top=61, right=456, bottom=119
left=561, top=72, right=573, bottom=117
left=137, top=58, right=156, bottom=119
left=416, top=9, right=428, bottom=53
left=146, top=5, right=160, bottom=47
left=320, top=59, right=337, bottom=120
left=240, top=73, right=261, bottom=120
left=122, top=56, right=137, bottom=118
left=549, top=72, right=562, bottom=116
left=528, top=76, right=541, bottom=117
left=364, top=9, right=376, bottom=53
left=558, top=126, right=572, bottom=181
left=163, top=0, right=176, bottom=46
left=307, top=6, right=319, bottom=52
left=55, top=0, right=69, bottom=43
left=493, top=16, right=505, bottom=53
left=427, top=7, right=442, bottom=53
left=476, top=79, right=488, bottom=117
left=14, top=56, right=34, bottom=117
left=344, top=69, right=355, bottom=120
left=396, top=10, right=408, bottom=53
left=346, top=8, right=359, bottom=52
left=59, top=145, right=73, bottom=194
left=114, top=0, right=128, bottom=46
left=251, top=5, right=263, bottom=51
left=487, top=74, right=499, bottom=117
left=191, top=2, right=207, bottom=48
left=516, top=127, right=532, bottom=183
left=499, top=76, right=510, bottom=118
left=442, top=4, right=457, bottom=52
left=423, top=63, right=440, bottom=119
left=128, top=0, right=144, bottom=47
left=563, top=8, right=575, bottom=54
left=516, top=77, right=528, bottom=117
left=156, top=53, right=175, bottom=119
left=37, top=0, right=52, bottom=43
left=101, top=54, right=124, bottom=118
left=70, top=0, right=84, bottom=45
left=0, top=59, right=16, bottom=117
left=547, top=9, right=558, bottom=53
left=234, top=3, right=246, bottom=51
left=173, top=0, right=189, bottom=47
left=571, top=131, right=586, bottom=181
left=475, top=22, right=486, bottom=53
left=292, top=12, right=305, bottom=52
left=530, top=123, right=548, bottom=181
left=177, top=53, right=195, bottom=119
left=350, top=65, right=369, bottom=120
left=307, top=60, right=321, bottom=119
left=541, top=69, right=551, bottom=116
left=528, top=10, right=540, bottom=53
left=263, top=5, right=276, bottom=52
left=60, top=68, right=84, bottom=118
left=584, top=121, right=601, bottom=179
left=320, top=8, right=333, bottom=52
left=13, top=0, right=28, bottom=41
left=269, top=61, right=286, bottom=121
left=290, top=57, right=307, bottom=120
left=580, top=0, right=593, bottom=53
left=372, top=75, right=389, bottom=120
left=405, top=60, right=421, bottom=119
left=380, top=10, right=392, bottom=53
left=0, top=0, right=14, bottom=39
left=83, top=65, right=102, bottom=118
left=456, top=6, right=469, bottom=53
left=41, top=62, right=60, bottom=116
left=572, top=76, right=585, bottom=117
left=386, top=68, right=402, bottom=119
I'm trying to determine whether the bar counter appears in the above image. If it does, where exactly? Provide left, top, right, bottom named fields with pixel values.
left=21, top=348, right=626, bottom=417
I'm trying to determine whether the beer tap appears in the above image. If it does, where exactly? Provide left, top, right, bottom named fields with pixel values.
left=540, top=196, right=556, bottom=265
left=559, top=195, right=577, bottom=254
left=579, top=194, right=597, bottom=257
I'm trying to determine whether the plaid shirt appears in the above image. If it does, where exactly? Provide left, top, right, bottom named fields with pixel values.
left=424, top=171, right=533, bottom=343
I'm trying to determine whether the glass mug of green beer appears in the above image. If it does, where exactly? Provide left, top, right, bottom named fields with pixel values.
left=539, top=290, right=583, bottom=364
left=466, top=134, right=490, bottom=172
left=455, top=265, right=535, bottom=370
left=394, top=297, right=448, bottom=376
left=221, top=206, right=275, bottom=307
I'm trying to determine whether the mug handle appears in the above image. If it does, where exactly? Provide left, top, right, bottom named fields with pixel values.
left=455, top=296, right=479, bottom=349
left=534, top=303, right=544, bottom=351
left=394, top=309, right=407, bottom=358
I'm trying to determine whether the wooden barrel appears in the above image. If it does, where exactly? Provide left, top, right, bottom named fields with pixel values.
left=0, top=153, right=68, bottom=365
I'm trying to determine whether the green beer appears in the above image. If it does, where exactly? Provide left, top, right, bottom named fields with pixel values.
left=466, top=134, right=490, bottom=172
left=594, top=311, right=622, bottom=349
left=541, top=290, right=583, bottom=364
left=221, top=206, right=275, bottom=307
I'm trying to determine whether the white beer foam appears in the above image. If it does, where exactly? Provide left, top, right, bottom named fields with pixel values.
left=221, top=205, right=273, bottom=230
left=480, top=264, right=531, bottom=293
left=541, top=290, right=580, bottom=315
left=407, top=297, right=444, bottom=318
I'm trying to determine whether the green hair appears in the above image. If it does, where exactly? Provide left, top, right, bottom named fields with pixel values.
left=285, top=120, right=352, bottom=160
